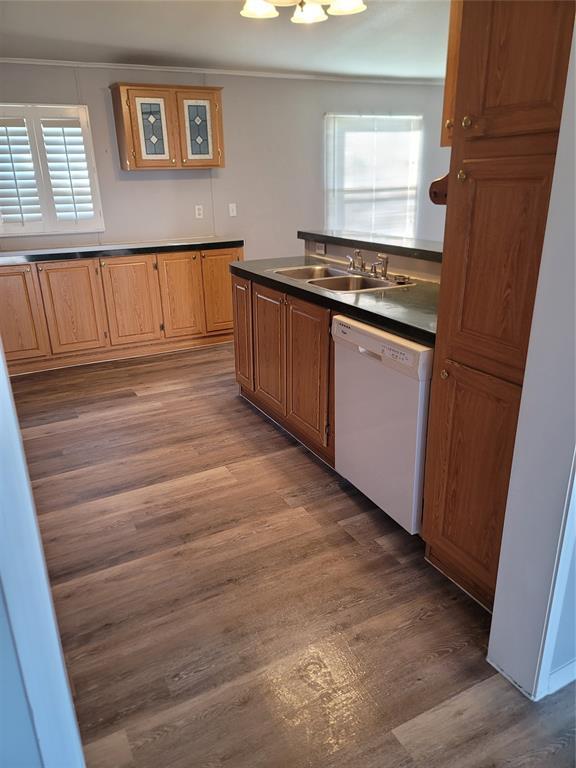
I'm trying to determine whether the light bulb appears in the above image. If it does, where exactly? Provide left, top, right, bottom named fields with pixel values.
left=291, top=1, right=328, bottom=23
left=240, top=0, right=279, bottom=19
left=327, top=0, right=367, bottom=15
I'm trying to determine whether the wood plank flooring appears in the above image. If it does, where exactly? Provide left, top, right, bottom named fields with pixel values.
left=11, top=344, right=575, bottom=768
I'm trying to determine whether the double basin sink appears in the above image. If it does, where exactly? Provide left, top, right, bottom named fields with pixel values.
left=271, top=265, right=413, bottom=294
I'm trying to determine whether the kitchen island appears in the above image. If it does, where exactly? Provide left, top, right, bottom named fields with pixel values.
left=230, top=252, right=439, bottom=468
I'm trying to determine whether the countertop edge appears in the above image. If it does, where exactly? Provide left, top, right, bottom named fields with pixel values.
left=297, top=230, right=443, bottom=263
left=0, top=239, right=245, bottom=265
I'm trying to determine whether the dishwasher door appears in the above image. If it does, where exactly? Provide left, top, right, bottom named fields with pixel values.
left=332, top=315, right=433, bottom=534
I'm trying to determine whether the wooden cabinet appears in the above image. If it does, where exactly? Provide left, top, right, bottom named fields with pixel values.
left=443, top=154, right=554, bottom=384
left=440, top=0, right=463, bottom=146
left=231, top=276, right=253, bottom=391
left=452, top=0, right=574, bottom=143
left=111, top=83, right=224, bottom=171
left=38, top=260, right=108, bottom=354
left=100, top=255, right=164, bottom=346
left=285, top=296, right=330, bottom=449
left=252, top=284, right=286, bottom=417
left=175, top=89, right=224, bottom=168
left=234, top=279, right=333, bottom=461
left=157, top=252, right=206, bottom=337
left=0, top=265, right=50, bottom=361
left=424, top=0, right=574, bottom=607
left=423, top=361, right=521, bottom=606
left=201, top=248, right=238, bottom=333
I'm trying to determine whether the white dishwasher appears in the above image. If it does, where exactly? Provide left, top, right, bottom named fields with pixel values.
left=332, top=315, right=433, bottom=535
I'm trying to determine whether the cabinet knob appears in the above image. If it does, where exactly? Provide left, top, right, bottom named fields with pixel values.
left=101, top=262, right=106, bottom=267
left=171, top=158, right=176, bottom=164
left=461, top=115, right=473, bottom=129
left=38, top=266, right=43, bottom=271
left=444, top=118, right=453, bottom=130
left=192, top=254, right=196, bottom=260
left=440, top=369, right=449, bottom=380
left=182, top=158, right=187, bottom=164
left=26, top=267, right=31, bottom=272
left=456, top=169, right=467, bottom=182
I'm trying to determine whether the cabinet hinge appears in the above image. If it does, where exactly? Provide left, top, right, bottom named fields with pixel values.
left=95, top=267, right=99, bottom=276
left=153, top=262, right=158, bottom=270
left=160, top=323, right=165, bottom=332
left=104, top=330, right=108, bottom=339
left=325, top=422, right=330, bottom=439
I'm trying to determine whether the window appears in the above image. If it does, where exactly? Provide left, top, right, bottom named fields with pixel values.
left=0, top=104, right=104, bottom=236
left=325, top=114, right=423, bottom=238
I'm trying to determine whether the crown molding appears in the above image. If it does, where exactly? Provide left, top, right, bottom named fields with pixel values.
left=0, top=57, right=444, bottom=86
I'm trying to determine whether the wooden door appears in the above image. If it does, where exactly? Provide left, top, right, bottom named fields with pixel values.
left=100, top=255, right=163, bottom=346
left=157, top=251, right=206, bottom=338
left=200, top=248, right=239, bottom=333
left=443, top=154, right=555, bottom=384
left=38, top=260, right=108, bottom=354
left=423, top=360, right=521, bottom=607
left=0, top=265, right=50, bottom=361
left=452, top=1, right=574, bottom=142
left=231, top=276, right=253, bottom=391
left=126, top=88, right=179, bottom=168
left=440, top=0, right=463, bottom=146
left=252, top=284, right=286, bottom=416
left=175, top=88, right=224, bottom=168
left=285, top=296, right=330, bottom=449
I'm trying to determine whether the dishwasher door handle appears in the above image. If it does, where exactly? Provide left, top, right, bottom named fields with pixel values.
left=357, top=346, right=382, bottom=362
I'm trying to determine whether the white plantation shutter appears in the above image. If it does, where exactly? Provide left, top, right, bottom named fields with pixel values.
left=0, top=119, right=43, bottom=230
left=325, top=114, right=423, bottom=239
left=0, top=105, right=104, bottom=236
left=41, top=120, right=95, bottom=222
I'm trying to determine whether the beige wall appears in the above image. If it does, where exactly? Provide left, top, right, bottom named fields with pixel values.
left=0, top=62, right=448, bottom=259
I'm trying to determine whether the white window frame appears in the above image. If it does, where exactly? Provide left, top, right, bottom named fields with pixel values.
left=0, top=103, right=104, bottom=237
left=324, top=113, right=423, bottom=239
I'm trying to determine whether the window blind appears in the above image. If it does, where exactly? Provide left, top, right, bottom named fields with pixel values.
left=41, top=119, right=95, bottom=222
left=0, top=105, right=104, bottom=236
left=0, top=119, right=42, bottom=228
left=325, top=114, right=423, bottom=239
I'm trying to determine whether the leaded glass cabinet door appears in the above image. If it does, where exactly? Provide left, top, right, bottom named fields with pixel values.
left=176, top=89, right=224, bottom=168
left=126, top=88, right=179, bottom=168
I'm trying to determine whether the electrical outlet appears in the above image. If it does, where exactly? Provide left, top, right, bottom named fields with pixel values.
left=228, top=202, right=237, bottom=217
left=195, top=205, right=204, bottom=219
left=315, top=242, right=326, bottom=255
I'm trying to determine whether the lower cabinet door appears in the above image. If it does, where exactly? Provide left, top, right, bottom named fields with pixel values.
left=201, top=248, right=239, bottom=333
left=285, top=296, right=330, bottom=449
left=157, top=251, right=206, bottom=337
left=422, top=359, right=521, bottom=606
left=0, top=265, right=50, bottom=361
left=38, top=260, right=109, bottom=354
left=231, top=276, right=253, bottom=391
left=101, top=255, right=164, bottom=345
left=253, top=283, right=286, bottom=415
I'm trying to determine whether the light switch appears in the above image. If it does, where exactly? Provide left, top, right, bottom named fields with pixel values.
left=228, top=203, right=237, bottom=217
left=195, top=205, right=204, bottom=219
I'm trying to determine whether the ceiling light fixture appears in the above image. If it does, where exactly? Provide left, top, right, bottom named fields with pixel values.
left=291, top=1, right=328, bottom=24
left=240, top=0, right=279, bottom=19
left=240, top=0, right=367, bottom=22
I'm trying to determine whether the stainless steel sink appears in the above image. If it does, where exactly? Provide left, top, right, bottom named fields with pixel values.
left=273, top=266, right=346, bottom=280
left=308, top=275, right=398, bottom=292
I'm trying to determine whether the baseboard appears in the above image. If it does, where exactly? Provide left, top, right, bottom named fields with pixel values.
left=547, top=659, right=576, bottom=697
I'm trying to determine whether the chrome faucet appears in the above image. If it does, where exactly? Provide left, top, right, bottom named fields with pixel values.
left=346, top=249, right=365, bottom=272
left=376, top=253, right=389, bottom=279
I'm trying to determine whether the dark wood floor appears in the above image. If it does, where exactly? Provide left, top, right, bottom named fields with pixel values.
left=12, top=344, right=575, bottom=768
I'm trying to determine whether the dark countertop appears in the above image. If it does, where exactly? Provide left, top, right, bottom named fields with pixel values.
left=0, top=236, right=244, bottom=266
left=231, top=256, right=439, bottom=346
left=298, top=229, right=443, bottom=263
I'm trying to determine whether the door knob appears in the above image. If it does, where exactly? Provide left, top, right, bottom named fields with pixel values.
left=456, top=170, right=467, bottom=182
left=440, top=369, right=449, bottom=380
left=461, top=115, right=473, bottom=128
left=444, top=118, right=454, bottom=130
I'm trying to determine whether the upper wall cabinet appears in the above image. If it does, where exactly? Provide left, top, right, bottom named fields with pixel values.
left=110, top=83, right=224, bottom=171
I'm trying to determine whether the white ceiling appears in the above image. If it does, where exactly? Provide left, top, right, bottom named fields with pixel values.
left=0, top=0, right=449, bottom=79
